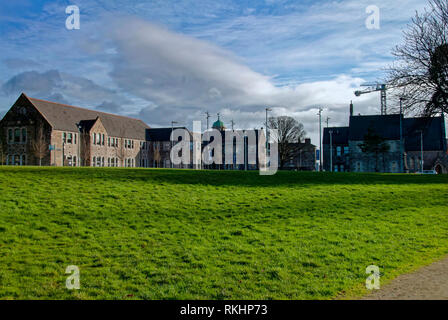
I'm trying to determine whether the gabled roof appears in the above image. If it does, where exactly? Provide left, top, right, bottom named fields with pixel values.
left=22, top=94, right=149, bottom=140
left=403, top=116, right=446, bottom=151
left=323, top=127, right=349, bottom=144
left=349, top=114, right=401, bottom=141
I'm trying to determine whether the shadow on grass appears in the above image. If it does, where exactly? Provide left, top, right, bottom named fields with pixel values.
left=1, top=166, right=447, bottom=187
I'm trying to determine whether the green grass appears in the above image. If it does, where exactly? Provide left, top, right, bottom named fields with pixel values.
left=0, top=167, right=447, bottom=300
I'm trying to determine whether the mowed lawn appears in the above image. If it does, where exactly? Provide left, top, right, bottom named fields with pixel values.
left=0, top=167, right=447, bottom=300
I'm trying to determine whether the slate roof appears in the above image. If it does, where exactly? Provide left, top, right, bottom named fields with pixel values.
left=323, top=114, right=446, bottom=152
left=323, top=127, right=349, bottom=144
left=403, top=116, right=447, bottom=151
left=349, top=115, right=401, bottom=141
left=22, top=94, right=149, bottom=140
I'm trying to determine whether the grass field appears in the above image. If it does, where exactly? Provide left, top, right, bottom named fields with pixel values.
left=0, top=167, right=447, bottom=300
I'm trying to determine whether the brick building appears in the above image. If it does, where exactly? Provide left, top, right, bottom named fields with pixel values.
left=0, top=93, right=150, bottom=167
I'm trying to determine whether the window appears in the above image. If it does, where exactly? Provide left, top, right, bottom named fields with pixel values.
left=74, top=134, right=77, bottom=144
left=93, top=134, right=96, bottom=145
left=73, top=156, right=77, bottom=166
left=67, top=133, right=73, bottom=144
left=14, top=129, right=21, bottom=143
left=336, top=146, right=341, bottom=157
left=93, top=156, right=96, bottom=167
left=21, top=128, right=27, bottom=143
left=8, top=129, right=13, bottom=143
left=102, top=157, right=105, bottom=167
left=334, top=165, right=338, bottom=172
left=340, top=165, right=344, bottom=172
left=102, top=134, right=105, bottom=146
left=344, top=146, right=349, bottom=154
left=14, top=155, right=21, bottom=166
left=356, top=162, right=361, bottom=172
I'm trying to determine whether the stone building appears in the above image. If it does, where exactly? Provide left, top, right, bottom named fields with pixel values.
left=0, top=93, right=150, bottom=167
left=323, top=104, right=447, bottom=173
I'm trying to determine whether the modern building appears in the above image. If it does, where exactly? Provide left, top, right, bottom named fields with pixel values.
left=323, top=103, right=447, bottom=173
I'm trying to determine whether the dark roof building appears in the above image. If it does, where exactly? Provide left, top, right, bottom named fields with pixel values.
left=322, top=107, right=447, bottom=173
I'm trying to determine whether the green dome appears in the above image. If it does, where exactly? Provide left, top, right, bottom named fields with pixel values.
left=212, top=120, right=225, bottom=130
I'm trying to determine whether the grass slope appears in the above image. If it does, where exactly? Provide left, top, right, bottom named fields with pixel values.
left=0, top=167, right=447, bottom=299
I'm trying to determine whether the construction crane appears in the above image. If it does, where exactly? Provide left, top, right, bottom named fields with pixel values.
left=354, top=83, right=388, bottom=115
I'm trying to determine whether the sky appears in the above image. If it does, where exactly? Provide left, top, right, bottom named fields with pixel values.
left=0, top=0, right=437, bottom=146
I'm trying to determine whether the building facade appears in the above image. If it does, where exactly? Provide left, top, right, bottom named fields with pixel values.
left=0, top=93, right=150, bottom=167
left=0, top=94, right=318, bottom=171
left=323, top=105, right=447, bottom=173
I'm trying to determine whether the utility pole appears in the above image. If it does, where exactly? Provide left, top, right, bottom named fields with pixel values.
left=399, top=98, right=404, bottom=173
left=171, top=121, right=178, bottom=169
left=230, top=120, right=235, bottom=131
left=265, top=107, right=272, bottom=157
left=329, top=129, right=333, bottom=172
left=205, top=111, right=210, bottom=130
left=317, top=107, right=323, bottom=171
left=418, top=130, right=424, bottom=173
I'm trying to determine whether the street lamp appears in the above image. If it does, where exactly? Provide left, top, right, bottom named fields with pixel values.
left=399, top=98, right=405, bottom=173
left=317, top=107, right=323, bottom=171
left=265, top=107, right=272, bottom=163
left=171, top=121, right=178, bottom=168
left=329, top=129, right=333, bottom=172
left=417, top=129, right=424, bottom=173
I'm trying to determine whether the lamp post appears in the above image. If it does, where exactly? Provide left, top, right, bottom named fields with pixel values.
left=329, top=129, right=333, bottom=172
left=171, top=121, right=178, bottom=169
left=265, top=107, right=272, bottom=162
left=317, top=107, right=323, bottom=171
left=399, top=98, right=404, bottom=173
left=418, top=130, right=424, bottom=173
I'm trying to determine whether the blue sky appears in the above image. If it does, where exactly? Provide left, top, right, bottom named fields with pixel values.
left=0, top=0, right=435, bottom=143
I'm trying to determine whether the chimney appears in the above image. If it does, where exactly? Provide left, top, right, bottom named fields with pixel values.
left=350, top=101, right=354, bottom=117
left=305, top=138, right=311, bottom=145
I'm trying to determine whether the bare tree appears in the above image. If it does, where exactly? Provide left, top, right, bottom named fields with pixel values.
left=32, top=123, right=48, bottom=166
left=388, top=0, right=448, bottom=115
left=268, top=116, right=307, bottom=169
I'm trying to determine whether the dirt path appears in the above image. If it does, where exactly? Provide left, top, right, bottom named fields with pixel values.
left=363, top=256, right=448, bottom=300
